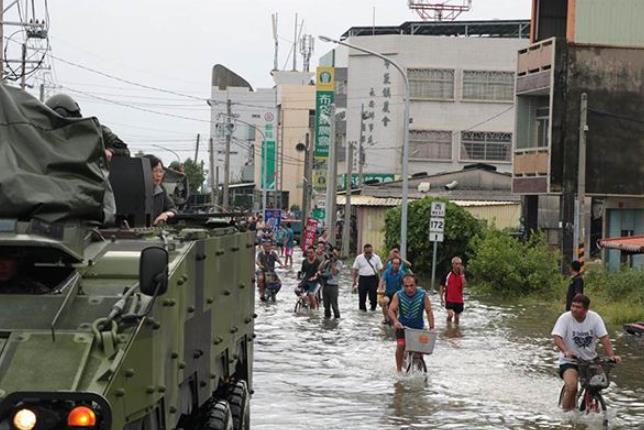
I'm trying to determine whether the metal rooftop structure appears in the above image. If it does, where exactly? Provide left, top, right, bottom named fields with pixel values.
left=340, top=20, right=530, bottom=40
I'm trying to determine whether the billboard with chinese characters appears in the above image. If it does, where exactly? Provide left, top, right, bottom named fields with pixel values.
left=261, top=123, right=276, bottom=190
left=314, top=67, right=335, bottom=158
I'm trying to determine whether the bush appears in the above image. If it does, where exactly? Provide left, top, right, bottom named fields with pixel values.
left=585, top=267, right=644, bottom=304
left=467, top=229, right=564, bottom=298
left=384, top=197, right=483, bottom=274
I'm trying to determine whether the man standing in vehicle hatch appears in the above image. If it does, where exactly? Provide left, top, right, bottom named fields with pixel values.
left=440, top=256, right=466, bottom=325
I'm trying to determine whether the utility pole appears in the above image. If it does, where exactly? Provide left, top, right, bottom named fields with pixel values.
left=301, top=133, right=312, bottom=225
left=324, top=104, right=337, bottom=245
left=292, top=13, right=298, bottom=72
left=342, top=141, right=353, bottom=257
left=223, top=99, right=232, bottom=211
left=20, top=43, right=27, bottom=89
left=194, top=133, right=200, bottom=163
left=358, top=104, right=365, bottom=189
left=575, top=93, right=589, bottom=270
left=209, top=137, right=216, bottom=211
left=39, top=83, right=45, bottom=102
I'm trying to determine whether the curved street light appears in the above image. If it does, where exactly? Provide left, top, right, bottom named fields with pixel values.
left=152, top=144, right=181, bottom=164
left=318, top=35, right=411, bottom=259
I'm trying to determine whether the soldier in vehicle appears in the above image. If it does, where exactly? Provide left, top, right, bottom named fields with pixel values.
left=0, top=252, right=49, bottom=294
left=44, top=93, right=130, bottom=161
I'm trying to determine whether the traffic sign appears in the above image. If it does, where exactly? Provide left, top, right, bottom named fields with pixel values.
left=429, top=217, right=445, bottom=233
left=431, top=202, right=446, bottom=218
left=429, top=232, right=444, bottom=242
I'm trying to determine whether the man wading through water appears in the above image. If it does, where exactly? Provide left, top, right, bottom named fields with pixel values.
left=440, top=256, right=466, bottom=325
left=352, top=244, right=383, bottom=311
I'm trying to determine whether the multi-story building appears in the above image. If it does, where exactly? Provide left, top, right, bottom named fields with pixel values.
left=337, top=21, right=530, bottom=181
left=513, top=0, right=644, bottom=269
left=209, top=65, right=277, bottom=187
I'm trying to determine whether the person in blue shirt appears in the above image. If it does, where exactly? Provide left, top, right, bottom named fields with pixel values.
left=384, top=246, right=413, bottom=274
left=388, top=274, right=435, bottom=372
left=283, top=222, right=295, bottom=268
left=378, top=257, right=405, bottom=325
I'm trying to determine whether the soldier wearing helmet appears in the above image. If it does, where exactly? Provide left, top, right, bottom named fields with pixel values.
left=44, top=93, right=130, bottom=162
left=0, top=250, right=49, bottom=294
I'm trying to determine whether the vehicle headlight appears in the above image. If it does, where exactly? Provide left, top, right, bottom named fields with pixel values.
left=12, top=408, right=37, bottom=430
left=67, top=405, right=97, bottom=427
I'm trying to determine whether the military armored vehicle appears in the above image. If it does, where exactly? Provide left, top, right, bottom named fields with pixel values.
left=0, top=85, right=255, bottom=430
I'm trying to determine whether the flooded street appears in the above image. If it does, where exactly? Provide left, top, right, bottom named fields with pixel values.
left=252, top=258, right=644, bottom=429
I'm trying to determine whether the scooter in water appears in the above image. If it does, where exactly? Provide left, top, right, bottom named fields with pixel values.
left=264, top=271, right=282, bottom=303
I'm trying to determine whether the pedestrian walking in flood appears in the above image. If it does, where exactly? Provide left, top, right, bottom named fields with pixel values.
left=378, top=257, right=405, bottom=325
left=319, top=246, right=343, bottom=319
left=565, top=260, right=584, bottom=311
left=352, top=244, right=383, bottom=311
left=440, top=256, right=466, bottom=325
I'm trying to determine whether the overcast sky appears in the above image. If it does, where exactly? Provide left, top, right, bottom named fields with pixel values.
left=5, top=0, right=530, bottom=165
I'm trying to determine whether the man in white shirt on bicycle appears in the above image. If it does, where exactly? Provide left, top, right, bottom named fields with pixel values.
left=551, top=293, right=621, bottom=411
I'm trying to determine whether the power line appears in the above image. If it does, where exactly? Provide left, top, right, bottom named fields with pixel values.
left=49, top=53, right=208, bottom=101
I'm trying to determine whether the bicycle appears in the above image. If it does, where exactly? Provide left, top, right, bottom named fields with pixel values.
left=263, top=271, right=281, bottom=303
left=293, top=283, right=309, bottom=313
left=558, top=358, right=616, bottom=429
left=402, top=327, right=436, bottom=374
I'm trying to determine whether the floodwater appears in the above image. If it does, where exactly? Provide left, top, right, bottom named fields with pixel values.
left=251, top=255, right=644, bottom=429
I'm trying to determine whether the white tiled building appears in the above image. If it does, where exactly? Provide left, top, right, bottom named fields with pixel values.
left=338, top=21, right=530, bottom=177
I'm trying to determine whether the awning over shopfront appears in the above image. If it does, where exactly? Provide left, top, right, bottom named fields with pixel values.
left=599, top=235, right=644, bottom=254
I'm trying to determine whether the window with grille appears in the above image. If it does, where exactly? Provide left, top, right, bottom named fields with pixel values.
left=462, top=71, right=514, bottom=101
left=460, top=131, right=512, bottom=162
left=410, top=130, right=452, bottom=160
left=409, top=68, right=454, bottom=100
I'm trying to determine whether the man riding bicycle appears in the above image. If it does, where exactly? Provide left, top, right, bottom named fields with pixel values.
left=551, top=293, right=621, bottom=411
left=388, top=274, right=435, bottom=372
left=298, top=246, right=322, bottom=310
left=256, top=240, right=284, bottom=302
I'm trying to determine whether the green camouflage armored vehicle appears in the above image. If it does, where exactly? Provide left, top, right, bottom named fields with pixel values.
left=0, top=85, right=255, bottom=430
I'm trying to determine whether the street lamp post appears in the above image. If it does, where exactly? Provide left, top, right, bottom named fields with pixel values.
left=152, top=144, right=181, bottom=164
left=319, top=35, right=411, bottom=259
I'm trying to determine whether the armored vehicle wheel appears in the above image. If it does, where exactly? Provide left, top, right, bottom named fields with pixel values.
left=200, top=399, right=233, bottom=430
left=227, top=380, right=250, bottom=430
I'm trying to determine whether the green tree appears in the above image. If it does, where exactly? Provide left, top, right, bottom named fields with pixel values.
left=170, top=159, right=205, bottom=193
left=384, top=197, right=483, bottom=274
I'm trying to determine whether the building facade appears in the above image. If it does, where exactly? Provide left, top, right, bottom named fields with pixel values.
left=514, top=0, right=644, bottom=269
left=338, top=21, right=529, bottom=181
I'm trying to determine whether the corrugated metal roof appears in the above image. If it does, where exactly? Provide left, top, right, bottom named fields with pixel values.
left=336, top=195, right=519, bottom=208
left=599, top=235, right=644, bottom=254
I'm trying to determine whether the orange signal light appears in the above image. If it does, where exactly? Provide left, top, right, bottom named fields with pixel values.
left=67, top=406, right=97, bottom=427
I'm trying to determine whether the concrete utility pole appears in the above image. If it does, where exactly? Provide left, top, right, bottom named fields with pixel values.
left=20, top=43, right=26, bottom=89
left=194, top=133, right=200, bottom=163
left=358, top=104, right=365, bottom=189
left=209, top=137, right=216, bottom=211
left=39, top=83, right=45, bottom=102
left=342, top=141, right=353, bottom=257
left=324, top=104, right=338, bottom=245
left=301, top=133, right=312, bottom=225
left=223, top=99, right=232, bottom=211
left=575, top=93, right=589, bottom=269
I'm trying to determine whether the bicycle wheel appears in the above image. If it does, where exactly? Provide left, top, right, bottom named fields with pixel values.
left=558, top=385, right=566, bottom=408
left=294, top=299, right=302, bottom=313
left=405, top=353, right=427, bottom=374
left=593, top=392, right=608, bottom=429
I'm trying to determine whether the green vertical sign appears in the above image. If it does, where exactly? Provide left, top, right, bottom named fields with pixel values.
left=261, top=140, right=276, bottom=190
left=314, top=66, right=335, bottom=159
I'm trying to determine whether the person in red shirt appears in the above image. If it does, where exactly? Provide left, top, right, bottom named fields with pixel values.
left=440, top=256, right=466, bottom=324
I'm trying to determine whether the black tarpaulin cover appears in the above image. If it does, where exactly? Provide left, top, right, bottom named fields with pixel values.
left=0, top=84, right=112, bottom=223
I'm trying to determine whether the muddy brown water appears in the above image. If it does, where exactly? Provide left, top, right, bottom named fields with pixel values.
left=251, top=260, right=644, bottom=429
